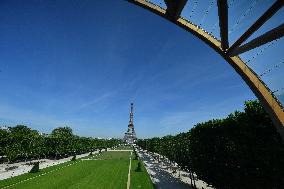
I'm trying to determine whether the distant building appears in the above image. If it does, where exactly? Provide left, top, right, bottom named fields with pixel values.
left=38, top=132, right=49, bottom=137
left=123, top=103, right=137, bottom=144
left=0, top=126, right=10, bottom=132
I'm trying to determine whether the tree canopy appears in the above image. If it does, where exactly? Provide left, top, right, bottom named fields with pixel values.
left=0, top=125, right=121, bottom=163
left=137, top=100, right=284, bottom=188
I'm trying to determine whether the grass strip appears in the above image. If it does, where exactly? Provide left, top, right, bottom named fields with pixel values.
left=130, top=159, right=155, bottom=189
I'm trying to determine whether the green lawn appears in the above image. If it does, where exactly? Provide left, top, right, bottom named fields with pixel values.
left=130, top=159, right=155, bottom=189
left=0, top=161, right=75, bottom=189
left=114, top=145, right=133, bottom=150
left=90, top=151, right=131, bottom=160
left=0, top=151, right=153, bottom=189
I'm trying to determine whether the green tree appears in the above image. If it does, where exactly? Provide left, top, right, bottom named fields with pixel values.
left=51, top=126, right=73, bottom=138
left=189, top=101, right=284, bottom=188
left=137, top=100, right=284, bottom=188
left=0, top=128, right=9, bottom=156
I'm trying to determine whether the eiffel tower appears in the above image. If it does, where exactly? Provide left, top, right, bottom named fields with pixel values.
left=123, top=103, right=136, bottom=144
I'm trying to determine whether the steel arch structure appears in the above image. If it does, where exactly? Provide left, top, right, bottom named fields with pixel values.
left=127, top=0, right=284, bottom=139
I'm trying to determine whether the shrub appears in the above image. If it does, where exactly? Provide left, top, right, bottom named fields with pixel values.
left=136, top=162, right=142, bottom=172
left=133, top=151, right=139, bottom=160
left=29, top=162, right=39, bottom=173
left=71, top=155, right=76, bottom=161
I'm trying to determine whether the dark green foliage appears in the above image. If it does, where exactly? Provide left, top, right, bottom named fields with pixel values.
left=137, top=100, right=284, bottom=188
left=29, top=162, right=39, bottom=173
left=0, top=129, right=9, bottom=157
left=51, top=127, right=73, bottom=138
left=0, top=125, right=122, bottom=163
left=136, top=162, right=142, bottom=172
left=133, top=150, right=139, bottom=160
left=71, top=155, right=76, bottom=161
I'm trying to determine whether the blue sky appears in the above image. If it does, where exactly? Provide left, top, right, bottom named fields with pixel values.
left=0, top=0, right=283, bottom=138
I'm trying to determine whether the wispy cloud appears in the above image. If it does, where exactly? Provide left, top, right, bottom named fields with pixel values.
left=159, top=110, right=211, bottom=135
left=78, top=92, right=114, bottom=110
left=0, top=103, right=67, bottom=132
left=0, top=102, right=116, bottom=137
left=158, top=96, right=253, bottom=135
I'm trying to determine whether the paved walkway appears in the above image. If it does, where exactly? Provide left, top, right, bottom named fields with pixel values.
left=138, top=149, right=191, bottom=189
left=137, top=149, right=214, bottom=189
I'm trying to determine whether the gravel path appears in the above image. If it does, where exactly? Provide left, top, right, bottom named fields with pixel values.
left=137, top=149, right=214, bottom=189
left=0, top=151, right=95, bottom=181
left=138, top=150, right=191, bottom=189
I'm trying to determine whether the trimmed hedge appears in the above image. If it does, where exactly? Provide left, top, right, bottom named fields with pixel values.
left=29, top=162, right=39, bottom=173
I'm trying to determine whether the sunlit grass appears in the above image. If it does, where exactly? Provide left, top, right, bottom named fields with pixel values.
left=114, top=145, right=133, bottom=150
left=130, top=159, right=155, bottom=189
left=0, top=151, right=153, bottom=189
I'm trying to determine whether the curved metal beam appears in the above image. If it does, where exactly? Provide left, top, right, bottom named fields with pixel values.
left=127, top=0, right=284, bottom=139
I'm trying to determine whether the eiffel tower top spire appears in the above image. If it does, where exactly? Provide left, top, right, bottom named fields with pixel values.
left=129, top=102, right=134, bottom=126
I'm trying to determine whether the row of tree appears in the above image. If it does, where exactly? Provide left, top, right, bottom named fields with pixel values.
left=137, top=101, right=284, bottom=188
left=0, top=126, right=121, bottom=163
